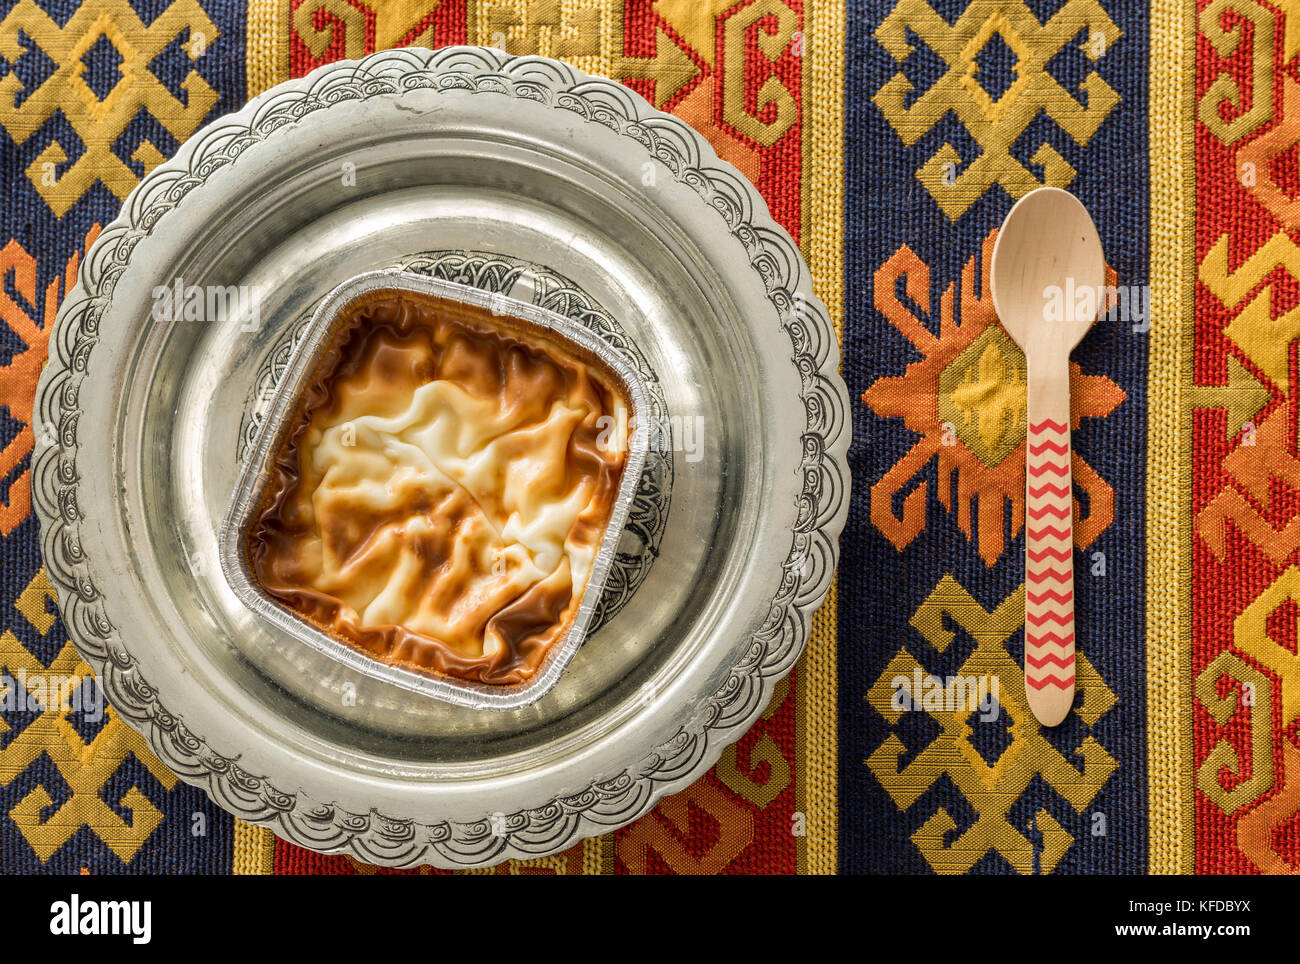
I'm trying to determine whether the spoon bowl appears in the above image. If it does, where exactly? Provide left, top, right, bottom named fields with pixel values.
left=992, top=187, right=1105, bottom=357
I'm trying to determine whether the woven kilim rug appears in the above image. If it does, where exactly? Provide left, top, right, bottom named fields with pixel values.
left=0, top=0, right=1294, bottom=875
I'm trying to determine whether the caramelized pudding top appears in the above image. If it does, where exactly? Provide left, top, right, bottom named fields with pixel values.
left=246, top=290, right=630, bottom=686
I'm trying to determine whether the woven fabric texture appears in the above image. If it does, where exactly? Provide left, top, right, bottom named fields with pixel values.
left=0, top=0, right=1295, bottom=874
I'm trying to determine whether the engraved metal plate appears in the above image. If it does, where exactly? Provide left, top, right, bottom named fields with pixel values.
left=32, top=47, right=851, bottom=869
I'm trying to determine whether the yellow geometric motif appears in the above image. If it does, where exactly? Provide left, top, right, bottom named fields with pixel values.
left=1193, top=570, right=1300, bottom=844
left=1234, top=568, right=1300, bottom=725
left=1192, top=232, right=1300, bottom=560
left=1198, top=0, right=1275, bottom=147
left=293, top=0, right=445, bottom=54
left=873, top=0, right=1121, bottom=219
left=0, top=0, right=219, bottom=215
left=479, top=0, right=606, bottom=63
left=275, top=0, right=699, bottom=104
left=718, top=0, right=798, bottom=147
left=0, top=569, right=177, bottom=861
left=866, top=575, right=1119, bottom=874
left=936, top=324, right=1027, bottom=467
left=1195, top=651, right=1273, bottom=815
left=473, top=0, right=795, bottom=137
left=1273, top=0, right=1300, bottom=62
left=1201, top=231, right=1300, bottom=393
left=1187, top=356, right=1272, bottom=441
left=267, top=0, right=787, bottom=176
left=339, top=842, right=597, bottom=874
left=716, top=678, right=792, bottom=808
left=477, top=849, right=582, bottom=875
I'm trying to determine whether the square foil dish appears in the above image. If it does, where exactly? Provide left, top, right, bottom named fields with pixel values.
left=219, top=270, right=651, bottom=711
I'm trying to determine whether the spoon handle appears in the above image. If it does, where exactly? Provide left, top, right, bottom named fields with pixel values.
left=1024, top=354, right=1076, bottom=727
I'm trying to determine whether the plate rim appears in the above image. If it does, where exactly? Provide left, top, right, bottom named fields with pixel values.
left=32, top=45, right=851, bottom=869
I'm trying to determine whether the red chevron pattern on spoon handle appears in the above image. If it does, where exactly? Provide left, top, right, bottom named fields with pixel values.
left=1024, top=364, right=1076, bottom=727
left=991, top=187, right=1100, bottom=727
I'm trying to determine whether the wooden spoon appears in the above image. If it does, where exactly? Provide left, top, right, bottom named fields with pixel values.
left=990, top=187, right=1104, bottom=728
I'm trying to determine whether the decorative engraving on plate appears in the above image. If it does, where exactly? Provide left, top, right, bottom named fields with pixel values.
left=237, top=249, right=672, bottom=631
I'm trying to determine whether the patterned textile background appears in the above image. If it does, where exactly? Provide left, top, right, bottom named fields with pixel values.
left=0, top=0, right=1294, bottom=874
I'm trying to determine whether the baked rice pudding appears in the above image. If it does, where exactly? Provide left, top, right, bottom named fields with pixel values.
left=246, top=289, right=631, bottom=685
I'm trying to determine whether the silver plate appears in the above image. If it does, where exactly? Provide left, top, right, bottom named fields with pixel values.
left=33, top=46, right=850, bottom=868
left=220, top=270, right=652, bottom=710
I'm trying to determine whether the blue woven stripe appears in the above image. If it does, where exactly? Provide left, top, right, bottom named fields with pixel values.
left=839, top=0, right=1150, bottom=874
left=0, top=0, right=246, bottom=874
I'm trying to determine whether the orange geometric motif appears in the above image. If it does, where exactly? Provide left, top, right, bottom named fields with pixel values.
left=862, top=231, right=1124, bottom=565
left=1238, top=76, right=1300, bottom=229
left=0, top=226, right=100, bottom=536
left=615, top=779, right=755, bottom=874
left=1237, top=740, right=1300, bottom=874
left=1196, top=407, right=1300, bottom=563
